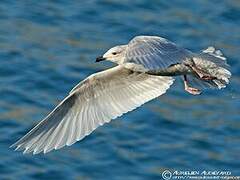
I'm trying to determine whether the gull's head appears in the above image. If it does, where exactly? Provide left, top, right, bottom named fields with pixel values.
left=96, top=45, right=127, bottom=64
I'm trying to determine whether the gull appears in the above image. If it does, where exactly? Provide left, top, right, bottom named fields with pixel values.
left=11, top=36, right=231, bottom=154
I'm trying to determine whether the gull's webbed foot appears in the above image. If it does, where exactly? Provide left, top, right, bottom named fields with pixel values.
left=183, top=75, right=202, bottom=95
left=185, top=86, right=202, bottom=95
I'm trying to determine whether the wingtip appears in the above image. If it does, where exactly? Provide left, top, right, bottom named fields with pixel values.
left=10, top=140, right=20, bottom=149
left=11, top=142, right=54, bottom=155
left=202, top=46, right=226, bottom=61
left=9, top=144, right=15, bottom=149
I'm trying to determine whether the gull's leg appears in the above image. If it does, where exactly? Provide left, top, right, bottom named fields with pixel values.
left=189, top=63, right=216, bottom=80
left=183, top=75, right=201, bottom=95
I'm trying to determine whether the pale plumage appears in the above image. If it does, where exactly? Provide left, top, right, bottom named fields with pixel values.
left=11, top=35, right=231, bottom=154
left=11, top=65, right=173, bottom=154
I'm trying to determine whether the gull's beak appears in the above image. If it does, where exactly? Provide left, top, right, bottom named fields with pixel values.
left=95, top=56, right=106, bottom=62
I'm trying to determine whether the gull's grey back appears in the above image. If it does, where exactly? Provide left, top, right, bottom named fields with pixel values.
left=124, top=36, right=194, bottom=70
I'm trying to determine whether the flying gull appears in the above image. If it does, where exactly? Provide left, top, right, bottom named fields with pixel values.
left=11, top=36, right=231, bottom=154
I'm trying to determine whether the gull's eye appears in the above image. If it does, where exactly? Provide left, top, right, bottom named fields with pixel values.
left=112, top=52, right=117, bottom=55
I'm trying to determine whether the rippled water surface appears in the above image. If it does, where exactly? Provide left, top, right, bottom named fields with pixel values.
left=1, top=1, right=240, bottom=179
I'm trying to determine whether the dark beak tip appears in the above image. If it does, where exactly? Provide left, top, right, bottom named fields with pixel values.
left=96, top=56, right=105, bottom=62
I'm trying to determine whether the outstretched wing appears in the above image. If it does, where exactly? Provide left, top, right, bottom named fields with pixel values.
left=125, top=36, right=193, bottom=70
left=11, top=65, right=174, bottom=154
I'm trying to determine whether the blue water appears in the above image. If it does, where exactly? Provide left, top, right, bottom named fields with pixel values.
left=1, top=1, right=240, bottom=179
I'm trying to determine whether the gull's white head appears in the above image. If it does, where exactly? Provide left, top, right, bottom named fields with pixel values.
left=96, top=45, right=127, bottom=64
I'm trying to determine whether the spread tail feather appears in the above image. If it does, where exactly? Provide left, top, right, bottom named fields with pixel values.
left=188, top=46, right=231, bottom=89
